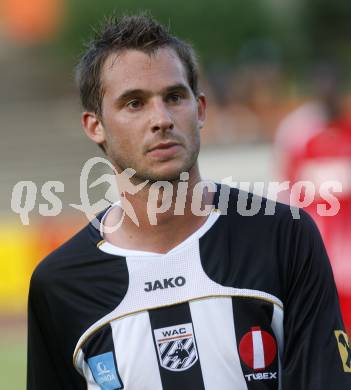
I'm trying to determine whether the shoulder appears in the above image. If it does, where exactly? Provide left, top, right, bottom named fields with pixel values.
left=30, top=224, right=95, bottom=291
left=29, top=218, right=125, bottom=300
left=30, top=216, right=128, bottom=294
left=224, top=185, right=323, bottom=261
left=29, top=220, right=129, bottom=338
left=203, top=185, right=320, bottom=300
left=217, top=184, right=311, bottom=232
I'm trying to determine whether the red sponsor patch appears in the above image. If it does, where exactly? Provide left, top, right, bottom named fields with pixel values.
left=239, top=326, right=277, bottom=371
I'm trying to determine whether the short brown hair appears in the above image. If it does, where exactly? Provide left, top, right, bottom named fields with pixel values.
left=75, top=13, right=199, bottom=117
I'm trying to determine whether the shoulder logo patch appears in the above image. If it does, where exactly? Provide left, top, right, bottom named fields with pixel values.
left=87, top=351, right=123, bottom=389
left=335, top=330, right=351, bottom=372
left=153, top=323, right=198, bottom=371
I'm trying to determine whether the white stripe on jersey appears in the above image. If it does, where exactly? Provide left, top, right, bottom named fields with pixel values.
left=110, top=311, right=163, bottom=390
left=252, top=330, right=265, bottom=370
left=271, top=303, right=284, bottom=357
left=190, top=297, right=248, bottom=390
left=272, top=303, right=284, bottom=390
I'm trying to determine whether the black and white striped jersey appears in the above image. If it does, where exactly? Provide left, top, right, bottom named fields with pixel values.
left=27, top=186, right=351, bottom=390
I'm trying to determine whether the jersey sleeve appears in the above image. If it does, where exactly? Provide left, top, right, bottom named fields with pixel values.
left=282, top=210, right=351, bottom=389
left=27, top=262, right=86, bottom=390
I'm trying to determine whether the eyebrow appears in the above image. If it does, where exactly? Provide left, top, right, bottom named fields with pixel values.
left=163, top=83, right=190, bottom=94
left=115, top=83, right=190, bottom=105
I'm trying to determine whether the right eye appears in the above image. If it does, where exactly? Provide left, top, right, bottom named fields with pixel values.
left=126, top=99, right=143, bottom=110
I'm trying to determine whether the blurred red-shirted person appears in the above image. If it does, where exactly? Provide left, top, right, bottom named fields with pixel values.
left=294, top=115, right=351, bottom=334
left=274, top=64, right=351, bottom=333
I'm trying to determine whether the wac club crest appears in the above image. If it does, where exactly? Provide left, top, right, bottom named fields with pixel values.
left=153, top=323, right=199, bottom=371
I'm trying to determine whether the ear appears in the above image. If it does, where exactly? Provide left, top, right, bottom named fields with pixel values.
left=196, top=93, right=207, bottom=129
left=81, top=111, right=106, bottom=146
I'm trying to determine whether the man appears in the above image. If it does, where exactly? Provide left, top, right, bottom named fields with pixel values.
left=27, top=14, right=351, bottom=389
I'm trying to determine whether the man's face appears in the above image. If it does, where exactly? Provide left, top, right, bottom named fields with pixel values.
left=95, top=48, right=206, bottom=182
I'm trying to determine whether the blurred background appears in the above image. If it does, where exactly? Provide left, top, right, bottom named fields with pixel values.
left=1, top=0, right=351, bottom=388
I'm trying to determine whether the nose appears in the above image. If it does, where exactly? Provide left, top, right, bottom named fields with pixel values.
left=150, top=100, right=174, bottom=132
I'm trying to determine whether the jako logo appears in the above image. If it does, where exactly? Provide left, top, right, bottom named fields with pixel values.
left=144, top=276, right=186, bottom=292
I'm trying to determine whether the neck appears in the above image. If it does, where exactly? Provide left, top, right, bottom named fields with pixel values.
left=103, top=165, right=216, bottom=253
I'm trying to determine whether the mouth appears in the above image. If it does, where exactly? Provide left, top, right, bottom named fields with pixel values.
left=147, top=141, right=182, bottom=159
left=149, top=141, right=179, bottom=152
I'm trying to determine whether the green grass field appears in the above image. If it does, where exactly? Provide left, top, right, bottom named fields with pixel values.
left=0, top=325, right=26, bottom=390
